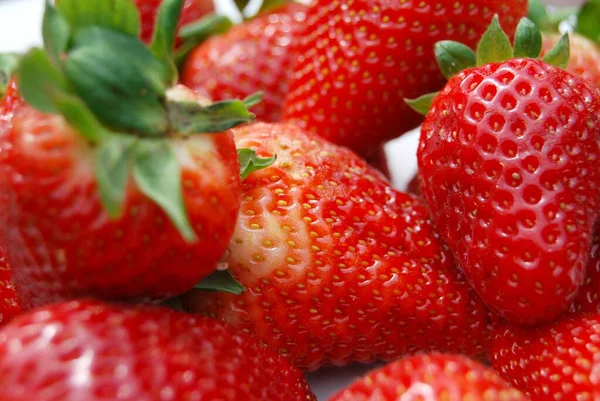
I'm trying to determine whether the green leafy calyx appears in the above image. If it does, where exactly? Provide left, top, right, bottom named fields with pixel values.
left=17, top=0, right=259, bottom=242
left=406, top=15, right=570, bottom=116
left=238, top=148, right=277, bottom=180
left=195, top=269, right=245, bottom=295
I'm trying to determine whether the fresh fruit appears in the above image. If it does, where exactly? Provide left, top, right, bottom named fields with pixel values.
left=0, top=247, right=19, bottom=326
left=542, top=32, right=600, bottom=88
left=330, top=353, right=527, bottom=401
left=281, top=0, right=528, bottom=157
left=0, top=299, right=316, bottom=401
left=406, top=174, right=421, bottom=197
left=365, top=145, right=391, bottom=180
left=134, top=0, right=214, bottom=45
left=0, top=0, right=258, bottom=309
left=182, top=122, right=493, bottom=371
left=181, top=3, right=308, bottom=122
left=570, top=228, right=600, bottom=315
left=491, top=313, right=600, bottom=401
left=0, top=54, right=19, bottom=103
left=416, top=18, right=600, bottom=324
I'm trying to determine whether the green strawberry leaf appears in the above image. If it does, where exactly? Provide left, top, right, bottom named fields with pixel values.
left=42, top=1, right=70, bottom=65
left=576, top=0, right=600, bottom=44
left=434, top=41, right=476, bottom=79
left=242, top=92, right=263, bottom=108
left=175, top=14, right=234, bottom=66
left=96, top=134, right=137, bottom=217
left=55, top=0, right=140, bottom=37
left=65, top=27, right=169, bottom=136
left=476, top=15, right=513, bottom=66
left=168, top=98, right=255, bottom=134
left=542, top=33, right=570, bottom=69
left=17, top=48, right=70, bottom=114
left=195, top=269, right=245, bottom=294
left=52, top=91, right=108, bottom=143
left=133, top=140, right=197, bottom=242
left=513, top=18, right=543, bottom=58
left=150, top=0, right=184, bottom=85
left=0, top=53, right=20, bottom=99
left=238, top=148, right=276, bottom=180
left=405, top=92, right=439, bottom=116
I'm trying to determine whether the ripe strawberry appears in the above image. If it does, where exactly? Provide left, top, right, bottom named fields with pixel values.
left=0, top=247, right=19, bottom=326
left=330, top=353, right=527, bottom=401
left=406, top=174, right=422, bottom=197
left=281, top=0, right=528, bottom=157
left=570, top=229, right=600, bottom=315
left=542, top=33, right=600, bottom=88
left=491, top=313, right=600, bottom=401
left=181, top=3, right=308, bottom=122
left=417, top=18, right=600, bottom=324
left=182, top=122, right=492, bottom=371
left=1, top=0, right=259, bottom=309
left=365, top=145, right=391, bottom=180
left=0, top=299, right=316, bottom=401
left=134, top=0, right=214, bottom=46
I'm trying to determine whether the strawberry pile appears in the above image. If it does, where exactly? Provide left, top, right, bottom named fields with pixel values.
left=0, top=0, right=599, bottom=400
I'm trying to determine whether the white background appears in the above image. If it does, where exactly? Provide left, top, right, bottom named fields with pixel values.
left=0, top=0, right=583, bottom=399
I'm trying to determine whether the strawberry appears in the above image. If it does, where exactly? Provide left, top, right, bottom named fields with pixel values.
left=330, top=353, right=527, bottom=401
left=406, top=175, right=422, bottom=197
left=181, top=3, right=308, bottom=122
left=0, top=247, right=19, bottom=326
left=491, top=313, right=600, bottom=401
left=281, top=0, right=528, bottom=157
left=0, top=299, right=316, bottom=401
left=542, top=33, right=600, bottom=88
left=570, top=228, right=600, bottom=315
left=0, top=54, right=21, bottom=116
left=134, top=0, right=214, bottom=46
left=365, top=145, right=391, bottom=180
left=0, top=0, right=264, bottom=309
left=415, top=18, right=600, bottom=324
left=182, top=122, right=492, bottom=371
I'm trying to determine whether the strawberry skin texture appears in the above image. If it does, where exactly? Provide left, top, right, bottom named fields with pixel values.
left=281, top=0, right=527, bottom=157
left=330, top=353, right=527, bottom=401
left=418, top=58, right=600, bottom=324
left=134, top=0, right=214, bottom=46
left=183, top=122, right=492, bottom=371
left=0, top=79, right=23, bottom=118
left=0, top=247, right=19, bottom=326
left=542, top=32, right=600, bottom=89
left=570, top=229, right=600, bottom=315
left=181, top=3, right=308, bottom=122
left=0, top=93, right=241, bottom=310
left=0, top=300, right=316, bottom=401
left=491, top=314, right=600, bottom=401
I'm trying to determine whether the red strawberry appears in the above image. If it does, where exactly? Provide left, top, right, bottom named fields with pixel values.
left=182, top=122, right=492, bottom=371
left=542, top=32, right=600, bottom=88
left=365, top=145, right=391, bottom=180
left=134, top=0, right=214, bottom=46
left=0, top=247, right=19, bottom=326
left=181, top=3, right=308, bottom=122
left=491, top=313, right=600, bottom=401
left=570, top=228, right=600, bottom=314
left=330, top=353, right=528, bottom=401
left=0, top=299, right=316, bottom=401
left=281, top=0, right=528, bottom=157
left=1, top=1, right=257, bottom=309
left=417, top=19, right=600, bottom=324
left=406, top=174, right=422, bottom=197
